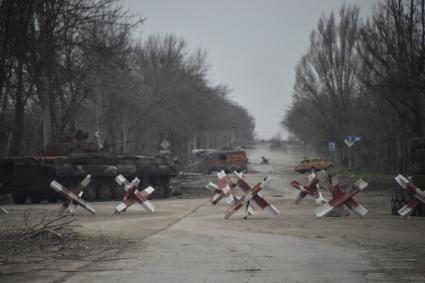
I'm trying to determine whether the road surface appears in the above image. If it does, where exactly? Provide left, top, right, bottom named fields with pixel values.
left=1, top=144, right=425, bottom=282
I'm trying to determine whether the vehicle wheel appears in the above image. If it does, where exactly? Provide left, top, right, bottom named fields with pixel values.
left=162, top=185, right=171, bottom=199
left=82, top=185, right=96, bottom=202
left=29, top=193, right=43, bottom=204
left=12, top=191, right=27, bottom=204
left=47, top=191, right=59, bottom=203
left=112, top=184, right=124, bottom=200
left=159, top=177, right=171, bottom=199
left=97, top=184, right=112, bottom=201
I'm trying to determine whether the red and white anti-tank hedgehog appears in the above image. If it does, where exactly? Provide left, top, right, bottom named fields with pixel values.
left=224, top=171, right=279, bottom=219
left=114, top=175, right=155, bottom=214
left=50, top=174, right=96, bottom=215
left=206, top=170, right=256, bottom=216
left=291, top=171, right=327, bottom=205
left=206, top=170, right=235, bottom=205
left=314, top=176, right=368, bottom=218
left=394, top=174, right=425, bottom=217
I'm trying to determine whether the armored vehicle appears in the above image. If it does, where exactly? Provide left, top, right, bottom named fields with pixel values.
left=0, top=136, right=178, bottom=204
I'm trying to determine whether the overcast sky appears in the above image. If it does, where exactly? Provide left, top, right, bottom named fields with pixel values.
left=123, top=0, right=377, bottom=139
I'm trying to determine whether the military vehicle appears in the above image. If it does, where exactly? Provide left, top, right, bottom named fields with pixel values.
left=0, top=132, right=178, bottom=204
left=204, top=149, right=249, bottom=174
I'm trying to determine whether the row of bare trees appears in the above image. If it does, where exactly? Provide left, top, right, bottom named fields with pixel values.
left=283, top=0, right=425, bottom=173
left=0, top=0, right=255, bottom=161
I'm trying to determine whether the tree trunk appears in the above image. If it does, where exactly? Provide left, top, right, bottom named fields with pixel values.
left=122, top=114, right=127, bottom=153
left=10, top=59, right=25, bottom=156
left=412, top=103, right=423, bottom=137
left=38, top=78, right=52, bottom=150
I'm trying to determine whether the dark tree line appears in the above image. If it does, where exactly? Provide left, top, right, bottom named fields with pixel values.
left=283, top=0, right=425, bottom=173
left=0, top=0, right=255, bottom=161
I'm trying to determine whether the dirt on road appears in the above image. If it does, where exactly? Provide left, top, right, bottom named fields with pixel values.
left=1, top=144, right=425, bottom=282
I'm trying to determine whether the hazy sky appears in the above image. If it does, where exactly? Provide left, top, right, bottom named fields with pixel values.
left=123, top=0, right=377, bottom=139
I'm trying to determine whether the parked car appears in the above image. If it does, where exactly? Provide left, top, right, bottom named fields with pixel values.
left=294, top=158, right=333, bottom=173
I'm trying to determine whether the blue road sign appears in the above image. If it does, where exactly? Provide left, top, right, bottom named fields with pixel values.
left=344, top=136, right=361, bottom=147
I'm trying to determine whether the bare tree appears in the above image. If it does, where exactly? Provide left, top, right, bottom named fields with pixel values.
left=356, top=0, right=425, bottom=172
left=358, top=0, right=425, bottom=136
left=284, top=6, right=361, bottom=165
left=0, top=1, right=255, bottom=160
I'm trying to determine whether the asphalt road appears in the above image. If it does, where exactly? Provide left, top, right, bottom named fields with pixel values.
left=65, top=206, right=372, bottom=283
left=2, top=144, right=425, bottom=282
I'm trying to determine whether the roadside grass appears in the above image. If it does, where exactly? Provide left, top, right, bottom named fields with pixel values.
left=328, top=165, right=389, bottom=179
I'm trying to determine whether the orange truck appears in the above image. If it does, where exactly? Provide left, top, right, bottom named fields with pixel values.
left=204, top=150, right=249, bottom=174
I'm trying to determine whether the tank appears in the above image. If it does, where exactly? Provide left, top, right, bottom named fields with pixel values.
left=0, top=135, right=178, bottom=204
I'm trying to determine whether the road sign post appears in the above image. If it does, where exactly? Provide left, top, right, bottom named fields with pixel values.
left=328, top=141, right=336, bottom=163
left=328, top=142, right=336, bottom=152
left=160, top=139, right=170, bottom=150
left=344, top=136, right=361, bottom=168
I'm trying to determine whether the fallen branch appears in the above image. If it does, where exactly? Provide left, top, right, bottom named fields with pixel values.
left=19, top=210, right=77, bottom=240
